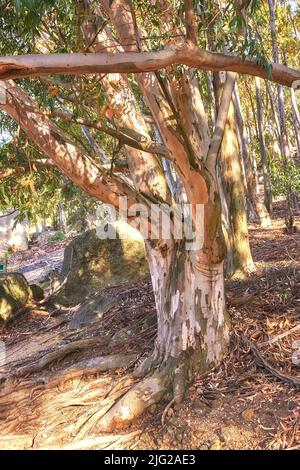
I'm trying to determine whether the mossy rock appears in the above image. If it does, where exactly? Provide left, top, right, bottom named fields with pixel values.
left=0, top=273, right=31, bottom=321
left=69, top=294, right=116, bottom=329
left=52, top=221, right=149, bottom=306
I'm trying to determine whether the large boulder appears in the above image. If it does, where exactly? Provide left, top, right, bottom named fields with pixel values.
left=52, top=221, right=149, bottom=306
left=0, top=273, right=31, bottom=322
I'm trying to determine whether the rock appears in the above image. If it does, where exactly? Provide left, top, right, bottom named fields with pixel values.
left=0, top=273, right=31, bottom=321
left=29, top=284, right=45, bottom=301
left=52, top=221, right=149, bottom=306
left=110, top=326, right=135, bottom=346
left=69, top=294, right=116, bottom=329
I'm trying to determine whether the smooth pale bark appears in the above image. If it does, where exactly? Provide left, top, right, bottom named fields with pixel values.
left=101, top=0, right=210, bottom=206
left=265, top=80, right=281, bottom=150
left=245, top=105, right=261, bottom=207
left=234, top=84, right=271, bottom=228
left=0, top=46, right=299, bottom=86
left=245, top=82, right=259, bottom=141
left=255, top=77, right=273, bottom=213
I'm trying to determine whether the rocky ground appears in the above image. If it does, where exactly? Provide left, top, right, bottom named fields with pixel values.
left=0, top=201, right=299, bottom=450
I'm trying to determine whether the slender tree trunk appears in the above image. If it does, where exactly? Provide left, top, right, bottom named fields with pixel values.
left=214, top=74, right=255, bottom=278
left=245, top=81, right=259, bottom=140
left=268, top=0, right=295, bottom=230
left=255, top=77, right=273, bottom=213
left=291, top=88, right=300, bottom=161
left=268, top=0, right=291, bottom=162
left=245, top=103, right=259, bottom=187
left=220, top=103, right=255, bottom=278
left=234, top=84, right=271, bottom=227
left=265, top=80, right=281, bottom=150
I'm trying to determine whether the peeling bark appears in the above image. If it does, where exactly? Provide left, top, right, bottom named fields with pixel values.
left=145, top=240, right=229, bottom=367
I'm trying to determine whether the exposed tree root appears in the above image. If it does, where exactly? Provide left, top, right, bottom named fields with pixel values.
left=0, top=336, right=111, bottom=382
left=161, top=397, right=177, bottom=426
left=242, top=335, right=300, bottom=387
left=74, top=375, right=137, bottom=438
left=96, top=355, right=190, bottom=432
left=43, top=354, right=138, bottom=388
left=97, top=371, right=171, bottom=432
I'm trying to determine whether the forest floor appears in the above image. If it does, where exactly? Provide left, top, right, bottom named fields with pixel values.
left=0, top=200, right=299, bottom=450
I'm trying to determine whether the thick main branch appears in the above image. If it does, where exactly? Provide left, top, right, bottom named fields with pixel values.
left=0, top=46, right=298, bottom=87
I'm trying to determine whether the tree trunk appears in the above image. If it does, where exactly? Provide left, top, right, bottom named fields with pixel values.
left=97, top=195, right=230, bottom=432
left=265, top=80, right=281, bottom=151
left=144, top=240, right=230, bottom=371
left=255, top=77, right=273, bottom=213
left=268, top=0, right=291, bottom=162
left=268, top=0, right=295, bottom=230
left=291, top=88, right=300, bottom=161
left=214, top=75, right=255, bottom=278
left=234, top=84, right=271, bottom=227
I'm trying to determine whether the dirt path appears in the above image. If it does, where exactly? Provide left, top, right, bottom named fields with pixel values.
left=7, top=236, right=69, bottom=284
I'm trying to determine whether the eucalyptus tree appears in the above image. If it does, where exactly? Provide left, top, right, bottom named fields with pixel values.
left=0, top=0, right=299, bottom=429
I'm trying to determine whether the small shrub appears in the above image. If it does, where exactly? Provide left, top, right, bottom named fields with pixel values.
left=49, top=231, right=65, bottom=243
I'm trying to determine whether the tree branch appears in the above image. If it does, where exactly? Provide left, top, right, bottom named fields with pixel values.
left=0, top=81, right=141, bottom=210
left=184, top=0, right=197, bottom=44
left=206, top=72, right=236, bottom=170
left=0, top=46, right=298, bottom=86
left=20, top=104, right=169, bottom=158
